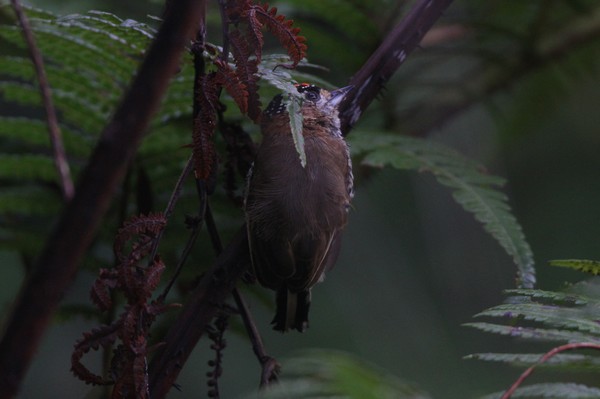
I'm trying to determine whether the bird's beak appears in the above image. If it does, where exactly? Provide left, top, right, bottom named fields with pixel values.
left=327, top=85, right=353, bottom=108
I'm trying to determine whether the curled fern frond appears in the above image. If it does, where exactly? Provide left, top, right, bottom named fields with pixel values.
left=113, top=212, right=167, bottom=262
left=71, top=322, right=121, bottom=385
left=90, top=268, right=118, bottom=311
left=73, top=215, right=174, bottom=390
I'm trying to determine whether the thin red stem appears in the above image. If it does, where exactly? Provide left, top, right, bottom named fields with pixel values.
left=10, top=0, right=74, bottom=200
left=501, top=342, right=600, bottom=399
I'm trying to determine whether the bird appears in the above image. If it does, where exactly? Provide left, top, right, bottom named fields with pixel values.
left=244, top=83, right=354, bottom=332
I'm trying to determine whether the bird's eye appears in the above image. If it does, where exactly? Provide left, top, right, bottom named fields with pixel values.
left=304, top=91, right=320, bottom=102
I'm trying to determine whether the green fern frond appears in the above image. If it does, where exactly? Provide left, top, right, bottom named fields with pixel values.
left=0, top=55, right=35, bottom=80
left=349, top=132, right=535, bottom=288
left=551, top=260, right=600, bottom=275
left=467, top=352, right=600, bottom=371
left=0, top=154, right=61, bottom=181
left=0, top=186, right=61, bottom=215
left=0, top=117, right=90, bottom=155
left=474, top=303, right=600, bottom=335
left=0, top=6, right=187, bottom=262
left=482, top=383, right=600, bottom=399
left=470, top=281, right=600, bottom=396
left=465, top=322, right=600, bottom=344
left=0, top=81, right=42, bottom=107
left=504, top=289, right=588, bottom=306
left=252, top=349, right=432, bottom=399
left=286, top=93, right=306, bottom=168
left=257, top=56, right=334, bottom=93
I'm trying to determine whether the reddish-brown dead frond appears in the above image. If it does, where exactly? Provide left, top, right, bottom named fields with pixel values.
left=90, top=268, right=118, bottom=311
left=227, top=30, right=261, bottom=120
left=224, top=0, right=253, bottom=25
left=252, top=3, right=307, bottom=67
left=113, top=213, right=166, bottom=263
left=71, top=322, right=121, bottom=385
left=214, top=58, right=249, bottom=114
left=222, top=1, right=308, bottom=121
left=244, top=7, right=265, bottom=61
left=72, top=214, right=175, bottom=391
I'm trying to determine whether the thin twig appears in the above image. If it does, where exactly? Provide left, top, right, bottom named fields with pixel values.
left=232, top=289, right=280, bottom=387
left=157, top=178, right=210, bottom=301
left=148, top=228, right=250, bottom=399
left=217, top=0, right=230, bottom=62
left=501, top=342, right=600, bottom=399
left=158, top=215, right=202, bottom=302
left=148, top=154, right=195, bottom=263
left=205, top=194, right=278, bottom=388
left=10, top=0, right=74, bottom=201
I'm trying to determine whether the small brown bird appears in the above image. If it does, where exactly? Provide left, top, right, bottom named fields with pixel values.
left=245, top=83, right=353, bottom=332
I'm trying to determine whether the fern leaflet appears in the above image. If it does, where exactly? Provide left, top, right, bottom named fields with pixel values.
left=349, top=132, right=536, bottom=288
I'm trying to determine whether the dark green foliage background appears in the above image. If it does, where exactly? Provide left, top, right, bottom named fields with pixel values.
left=1, top=0, right=600, bottom=398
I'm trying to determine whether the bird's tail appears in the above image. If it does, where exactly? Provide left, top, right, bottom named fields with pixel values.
left=272, top=288, right=311, bottom=332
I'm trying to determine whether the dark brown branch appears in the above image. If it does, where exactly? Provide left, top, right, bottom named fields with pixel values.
left=205, top=200, right=278, bottom=388
left=232, top=289, right=280, bottom=388
left=148, top=228, right=250, bottom=399
left=10, top=0, right=74, bottom=200
left=0, top=0, right=207, bottom=396
left=338, top=0, right=455, bottom=135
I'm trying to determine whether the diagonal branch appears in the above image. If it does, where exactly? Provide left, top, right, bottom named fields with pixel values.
left=338, top=0, right=454, bottom=135
left=148, top=227, right=251, bottom=399
left=10, top=0, right=74, bottom=201
left=0, top=0, right=207, bottom=397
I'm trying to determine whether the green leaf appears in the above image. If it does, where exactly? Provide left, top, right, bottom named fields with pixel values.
left=252, top=349, right=431, bottom=399
left=551, top=259, right=600, bottom=275
left=0, top=185, right=61, bottom=215
left=0, top=6, right=169, bottom=262
left=465, top=322, right=600, bottom=344
left=0, top=154, right=58, bottom=181
left=256, top=62, right=312, bottom=168
left=466, top=352, right=600, bottom=371
left=482, top=383, right=600, bottom=399
left=469, top=283, right=600, bottom=396
left=286, top=92, right=306, bottom=168
left=349, top=132, right=536, bottom=288
left=474, top=302, right=600, bottom=335
left=504, top=289, right=589, bottom=306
